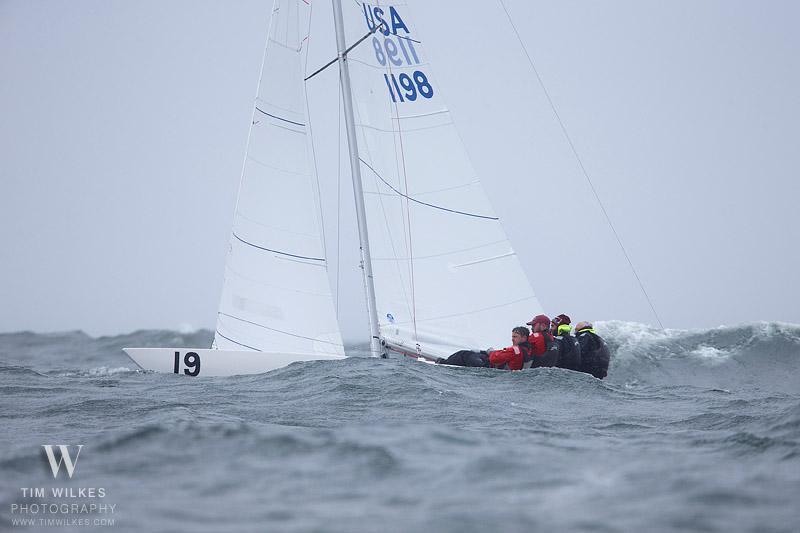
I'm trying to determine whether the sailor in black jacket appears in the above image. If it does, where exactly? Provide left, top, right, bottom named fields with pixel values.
left=575, top=321, right=610, bottom=379
left=551, top=314, right=582, bottom=371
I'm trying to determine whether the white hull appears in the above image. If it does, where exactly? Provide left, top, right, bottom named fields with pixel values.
left=123, top=348, right=345, bottom=377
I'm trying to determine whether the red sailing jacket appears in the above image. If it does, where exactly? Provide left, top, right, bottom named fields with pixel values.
left=489, top=343, right=531, bottom=371
left=529, top=331, right=559, bottom=367
left=528, top=332, right=548, bottom=357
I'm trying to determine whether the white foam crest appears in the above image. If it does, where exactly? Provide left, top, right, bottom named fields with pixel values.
left=750, top=321, right=800, bottom=341
left=88, top=366, right=136, bottom=376
left=593, top=319, right=800, bottom=367
left=594, top=320, right=674, bottom=343
left=689, top=345, right=730, bottom=365
left=593, top=320, right=678, bottom=361
left=59, top=366, right=138, bottom=377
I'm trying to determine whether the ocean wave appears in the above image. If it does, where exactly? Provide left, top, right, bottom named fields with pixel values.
left=594, top=320, right=800, bottom=390
left=0, top=362, right=49, bottom=378
left=87, top=420, right=400, bottom=477
left=55, top=366, right=139, bottom=378
left=605, top=320, right=799, bottom=357
left=686, top=430, right=799, bottom=458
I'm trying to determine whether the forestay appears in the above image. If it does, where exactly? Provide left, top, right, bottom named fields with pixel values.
left=214, top=0, right=344, bottom=356
left=342, top=2, right=544, bottom=358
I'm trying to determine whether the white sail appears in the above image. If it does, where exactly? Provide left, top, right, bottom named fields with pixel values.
left=214, top=0, right=344, bottom=356
left=125, top=0, right=546, bottom=375
left=342, top=1, right=544, bottom=358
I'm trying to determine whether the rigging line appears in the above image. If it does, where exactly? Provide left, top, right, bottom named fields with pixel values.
left=284, top=0, right=289, bottom=43
left=497, top=0, right=665, bottom=330
left=219, top=312, right=345, bottom=346
left=215, top=330, right=260, bottom=352
left=369, top=178, right=479, bottom=196
left=359, top=158, right=500, bottom=220
left=369, top=167, right=416, bottom=323
left=335, top=62, right=343, bottom=317
left=346, top=48, right=416, bottom=323
left=381, top=16, right=418, bottom=344
left=353, top=88, right=415, bottom=323
left=296, top=0, right=301, bottom=49
left=302, top=0, right=330, bottom=264
left=254, top=107, right=305, bottom=127
left=399, top=115, right=417, bottom=342
left=394, top=34, right=421, bottom=45
left=304, top=20, right=386, bottom=81
left=232, top=232, right=325, bottom=262
left=302, top=0, right=311, bottom=62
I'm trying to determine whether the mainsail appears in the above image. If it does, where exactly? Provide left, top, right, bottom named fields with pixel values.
left=341, top=2, right=545, bottom=357
left=214, top=0, right=344, bottom=356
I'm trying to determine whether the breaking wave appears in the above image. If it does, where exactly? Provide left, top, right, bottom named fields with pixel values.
left=597, top=321, right=800, bottom=392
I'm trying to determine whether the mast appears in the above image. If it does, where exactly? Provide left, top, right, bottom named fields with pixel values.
left=331, top=0, right=383, bottom=358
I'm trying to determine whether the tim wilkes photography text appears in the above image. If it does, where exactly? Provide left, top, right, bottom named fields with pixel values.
left=9, top=445, right=117, bottom=529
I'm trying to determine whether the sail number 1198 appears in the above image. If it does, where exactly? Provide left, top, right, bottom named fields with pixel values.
left=383, top=71, right=433, bottom=102
left=363, top=3, right=434, bottom=104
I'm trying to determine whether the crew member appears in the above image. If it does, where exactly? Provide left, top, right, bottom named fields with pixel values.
left=437, top=327, right=531, bottom=371
left=526, top=314, right=559, bottom=368
left=488, top=326, right=532, bottom=370
left=575, top=321, right=610, bottom=379
left=552, top=313, right=582, bottom=371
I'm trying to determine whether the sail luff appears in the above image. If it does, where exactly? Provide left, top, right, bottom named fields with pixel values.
left=331, top=0, right=383, bottom=358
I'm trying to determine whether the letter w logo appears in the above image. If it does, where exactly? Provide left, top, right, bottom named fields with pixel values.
left=42, top=445, right=83, bottom=479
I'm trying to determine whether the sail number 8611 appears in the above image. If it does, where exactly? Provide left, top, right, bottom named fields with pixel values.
left=383, top=71, right=433, bottom=103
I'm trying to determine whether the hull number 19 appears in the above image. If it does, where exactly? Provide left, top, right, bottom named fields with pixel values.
left=174, top=351, right=201, bottom=376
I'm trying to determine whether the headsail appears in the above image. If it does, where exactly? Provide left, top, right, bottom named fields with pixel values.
left=343, top=1, right=544, bottom=357
left=214, top=0, right=344, bottom=356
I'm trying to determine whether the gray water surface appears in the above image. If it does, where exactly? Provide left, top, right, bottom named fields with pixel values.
left=1, top=322, right=799, bottom=532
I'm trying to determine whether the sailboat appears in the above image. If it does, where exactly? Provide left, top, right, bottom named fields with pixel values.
left=124, top=0, right=546, bottom=376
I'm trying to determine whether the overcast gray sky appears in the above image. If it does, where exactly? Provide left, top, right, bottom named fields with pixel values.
left=1, top=0, right=798, bottom=340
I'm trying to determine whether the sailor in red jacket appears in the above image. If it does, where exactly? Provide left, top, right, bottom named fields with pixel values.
left=526, top=314, right=558, bottom=367
left=488, top=326, right=532, bottom=370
